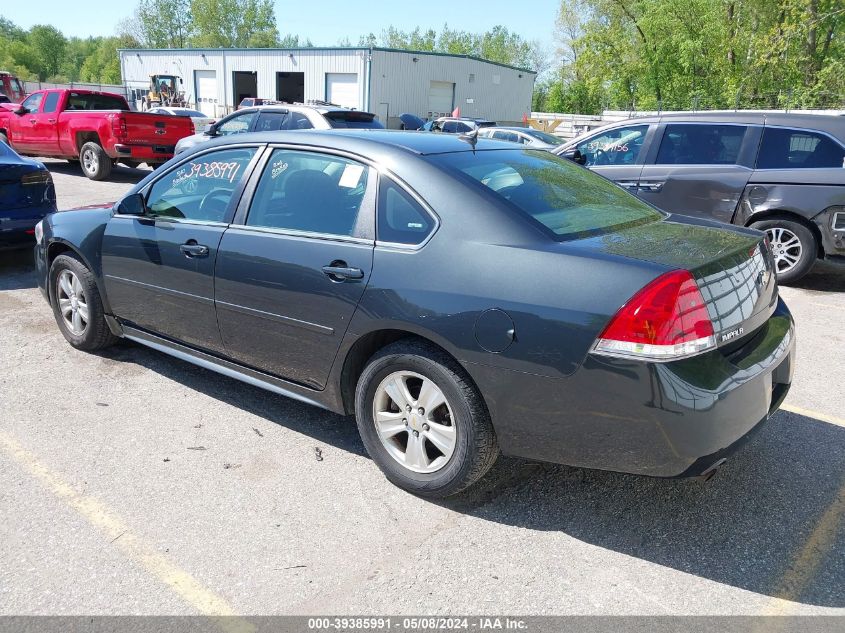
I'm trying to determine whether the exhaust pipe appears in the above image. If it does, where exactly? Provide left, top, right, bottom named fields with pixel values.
left=698, top=458, right=727, bottom=482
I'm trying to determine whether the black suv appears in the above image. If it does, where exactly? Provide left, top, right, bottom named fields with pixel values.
left=557, top=112, right=845, bottom=283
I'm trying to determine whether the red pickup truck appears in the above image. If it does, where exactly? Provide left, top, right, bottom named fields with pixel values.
left=0, top=89, right=194, bottom=180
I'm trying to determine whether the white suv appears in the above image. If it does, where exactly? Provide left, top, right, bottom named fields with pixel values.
left=175, top=103, right=383, bottom=154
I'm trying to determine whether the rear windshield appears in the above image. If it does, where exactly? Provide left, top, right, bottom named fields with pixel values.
left=525, top=129, right=563, bottom=145
left=432, top=150, right=663, bottom=240
left=171, top=108, right=206, bottom=117
left=66, top=93, right=128, bottom=111
left=325, top=111, right=385, bottom=129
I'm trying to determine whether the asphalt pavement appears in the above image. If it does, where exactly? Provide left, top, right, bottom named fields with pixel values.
left=0, top=160, right=842, bottom=616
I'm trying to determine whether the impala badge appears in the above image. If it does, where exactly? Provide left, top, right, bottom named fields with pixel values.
left=721, top=327, right=744, bottom=343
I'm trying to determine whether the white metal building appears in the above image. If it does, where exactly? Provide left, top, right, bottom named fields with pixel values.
left=119, top=47, right=536, bottom=127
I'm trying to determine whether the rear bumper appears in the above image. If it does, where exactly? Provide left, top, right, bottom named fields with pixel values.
left=467, top=298, right=795, bottom=477
left=112, top=143, right=175, bottom=164
left=0, top=203, right=54, bottom=250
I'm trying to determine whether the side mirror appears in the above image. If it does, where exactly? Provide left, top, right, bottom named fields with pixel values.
left=118, top=193, right=147, bottom=216
left=205, top=123, right=218, bottom=137
left=14, top=105, right=27, bottom=115
left=561, top=148, right=586, bottom=165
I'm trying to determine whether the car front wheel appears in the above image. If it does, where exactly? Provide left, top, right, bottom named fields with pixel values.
left=50, top=253, right=117, bottom=351
left=751, top=217, right=817, bottom=284
left=355, top=340, right=498, bottom=497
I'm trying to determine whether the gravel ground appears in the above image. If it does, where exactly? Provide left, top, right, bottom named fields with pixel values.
left=0, top=160, right=842, bottom=616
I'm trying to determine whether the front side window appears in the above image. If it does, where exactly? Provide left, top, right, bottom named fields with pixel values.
left=145, top=148, right=257, bottom=222
left=246, top=149, right=371, bottom=237
left=217, top=111, right=256, bottom=135
left=757, top=127, right=845, bottom=169
left=576, top=124, right=649, bottom=167
left=22, top=92, right=43, bottom=113
left=432, top=150, right=662, bottom=241
left=656, top=124, right=746, bottom=165
left=378, top=179, right=434, bottom=245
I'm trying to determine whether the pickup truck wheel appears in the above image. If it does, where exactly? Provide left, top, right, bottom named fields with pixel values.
left=49, top=253, right=117, bottom=351
left=79, top=142, right=112, bottom=181
left=750, top=217, right=817, bottom=284
left=355, top=340, right=499, bottom=498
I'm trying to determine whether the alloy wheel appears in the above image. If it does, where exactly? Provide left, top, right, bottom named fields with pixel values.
left=56, top=270, right=89, bottom=335
left=766, top=227, right=803, bottom=275
left=81, top=148, right=98, bottom=175
left=372, top=371, right=457, bottom=474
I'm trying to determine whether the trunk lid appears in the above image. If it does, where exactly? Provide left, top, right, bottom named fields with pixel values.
left=571, top=216, right=778, bottom=347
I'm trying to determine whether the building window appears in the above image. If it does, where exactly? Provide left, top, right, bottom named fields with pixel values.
left=469, top=74, right=475, bottom=83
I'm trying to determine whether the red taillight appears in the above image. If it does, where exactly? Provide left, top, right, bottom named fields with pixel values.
left=592, top=269, right=715, bottom=361
left=111, top=114, right=128, bottom=141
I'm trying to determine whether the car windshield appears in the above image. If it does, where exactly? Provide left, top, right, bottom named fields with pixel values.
left=432, top=150, right=663, bottom=240
left=325, top=112, right=385, bottom=129
left=525, top=129, right=563, bottom=145
left=66, top=93, right=127, bottom=110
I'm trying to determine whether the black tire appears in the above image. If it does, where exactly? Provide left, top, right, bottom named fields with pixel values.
left=0, top=132, right=8, bottom=145
left=750, top=216, right=817, bottom=284
left=79, top=141, right=112, bottom=181
left=355, top=340, right=498, bottom=498
left=49, top=253, right=117, bottom=351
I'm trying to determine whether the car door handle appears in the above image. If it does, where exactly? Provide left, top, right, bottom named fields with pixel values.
left=638, top=181, right=665, bottom=192
left=322, top=263, right=364, bottom=281
left=47, top=118, right=56, bottom=123
left=180, top=242, right=209, bottom=257
left=29, top=118, right=37, bottom=124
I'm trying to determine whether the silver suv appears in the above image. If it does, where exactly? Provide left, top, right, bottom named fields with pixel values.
left=557, top=112, right=845, bottom=283
left=175, top=102, right=383, bottom=155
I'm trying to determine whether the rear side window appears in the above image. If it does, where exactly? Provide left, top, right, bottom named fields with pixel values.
left=757, top=127, right=845, bottom=169
left=66, top=93, right=127, bottom=110
left=246, top=149, right=371, bottom=237
left=283, top=112, right=313, bottom=130
left=433, top=150, right=662, bottom=241
left=254, top=111, right=288, bottom=132
left=145, top=147, right=257, bottom=222
left=576, top=124, right=649, bottom=167
left=42, top=92, right=60, bottom=113
left=656, top=124, right=746, bottom=165
left=377, top=179, right=434, bottom=245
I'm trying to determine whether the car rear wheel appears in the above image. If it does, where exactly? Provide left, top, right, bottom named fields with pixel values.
left=750, top=217, right=816, bottom=284
left=79, top=142, right=112, bottom=181
left=355, top=340, right=498, bottom=497
left=50, top=253, right=117, bottom=351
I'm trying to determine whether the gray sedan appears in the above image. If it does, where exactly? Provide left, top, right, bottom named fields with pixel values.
left=34, top=130, right=793, bottom=497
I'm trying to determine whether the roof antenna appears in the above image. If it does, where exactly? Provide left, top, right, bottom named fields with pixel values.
left=459, top=123, right=479, bottom=152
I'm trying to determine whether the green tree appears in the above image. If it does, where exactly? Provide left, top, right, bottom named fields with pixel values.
left=28, top=25, right=67, bottom=80
left=190, top=0, right=278, bottom=47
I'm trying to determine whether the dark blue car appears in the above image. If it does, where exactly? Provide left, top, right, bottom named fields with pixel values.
left=0, top=142, right=56, bottom=250
left=33, top=131, right=794, bottom=497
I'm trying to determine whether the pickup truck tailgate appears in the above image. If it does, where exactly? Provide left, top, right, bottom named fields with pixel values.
left=120, top=112, right=193, bottom=145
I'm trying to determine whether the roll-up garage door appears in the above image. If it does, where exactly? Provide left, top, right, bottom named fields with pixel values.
left=194, top=70, right=217, bottom=117
left=326, top=73, right=359, bottom=110
left=428, top=81, right=455, bottom=115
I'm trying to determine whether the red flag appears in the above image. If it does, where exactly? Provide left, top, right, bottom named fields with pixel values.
left=452, top=106, right=461, bottom=118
